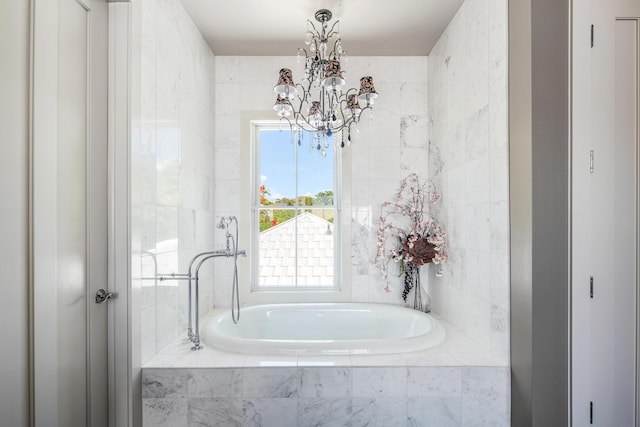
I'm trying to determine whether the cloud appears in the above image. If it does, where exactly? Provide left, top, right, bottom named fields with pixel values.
left=260, top=175, right=267, bottom=183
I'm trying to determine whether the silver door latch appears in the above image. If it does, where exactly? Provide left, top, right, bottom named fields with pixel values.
left=95, top=288, right=114, bottom=304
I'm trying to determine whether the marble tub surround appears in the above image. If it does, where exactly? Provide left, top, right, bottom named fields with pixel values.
left=427, top=0, right=509, bottom=361
left=131, top=0, right=216, bottom=364
left=144, top=311, right=505, bottom=369
left=132, top=0, right=512, bottom=423
left=142, top=365, right=509, bottom=426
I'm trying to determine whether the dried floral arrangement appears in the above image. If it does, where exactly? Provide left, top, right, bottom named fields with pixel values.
left=374, top=173, right=447, bottom=309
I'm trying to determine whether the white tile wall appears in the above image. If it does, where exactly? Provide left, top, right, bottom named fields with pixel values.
left=212, top=4, right=508, bottom=363
left=213, top=56, right=430, bottom=308
left=427, top=0, right=509, bottom=362
left=131, top=0, right=215, bottom=363
left=132, top=0, right=509, bottom=369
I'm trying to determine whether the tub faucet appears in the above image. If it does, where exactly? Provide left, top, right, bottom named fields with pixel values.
left=217, top=216, right=236, bottom=252
left=216, top=216, right=233, bottom=229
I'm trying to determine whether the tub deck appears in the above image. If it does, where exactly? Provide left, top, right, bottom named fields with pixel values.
left=144, top=310, right=506, bottom=369
left=142, top=312, right=510, bottom=426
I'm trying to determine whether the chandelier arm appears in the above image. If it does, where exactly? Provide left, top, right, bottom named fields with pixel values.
left=330, top=39, right=342, bottom=59
left=293, top=82, right=307, bottom=96
left=298, top=47, right=309, bottom=60
left=334, top=95, right=346, bottom=120
left=293, top=113, right=320, bottom=132
left=291, top=100, right=305, bottom=118
left=279, top=115, right=294, bottom=129
left=346, top=87, right=358, bottom=95
left=344, top=87, right=359, bottom=99
left=336, top=96, right=349, bottom=112
left=307, top=19, right=321, bottom=38
left=294, top=82, right=313, bottom=106
left=284, top=97, right=304, bottom=118
left=358, top=104, right=374, bottom=118
left=326, top=20, right=340, bottom=39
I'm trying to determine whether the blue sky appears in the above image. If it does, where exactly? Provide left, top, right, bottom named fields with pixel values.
left=259, top=129, right=334, bottom=200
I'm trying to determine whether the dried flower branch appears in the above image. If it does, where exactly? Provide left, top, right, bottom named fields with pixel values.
left=374, top=173, right=447, bottom=297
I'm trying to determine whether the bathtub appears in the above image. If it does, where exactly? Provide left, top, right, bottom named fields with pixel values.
left=200, top=302, right=445, bottom=355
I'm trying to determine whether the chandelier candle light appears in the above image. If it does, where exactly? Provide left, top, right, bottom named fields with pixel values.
left=273, top=9, right=379, bottom=155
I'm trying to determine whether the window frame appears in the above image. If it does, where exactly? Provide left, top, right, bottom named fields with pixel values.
left=239, top=113, right=351, bottom=304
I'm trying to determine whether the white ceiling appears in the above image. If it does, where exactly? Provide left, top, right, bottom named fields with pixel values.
left=181, top=0, right=465, bottom=56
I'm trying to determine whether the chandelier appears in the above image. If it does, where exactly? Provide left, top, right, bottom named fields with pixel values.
left=272, top=9, right=378, bottom=155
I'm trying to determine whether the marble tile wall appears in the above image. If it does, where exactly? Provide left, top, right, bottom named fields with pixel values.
left=131, top=0, right=216, bottom=363
left=132, top=0, right=509, bottom=369
left=427, top=0, right=509, bottom=361
left=213, top=56, right=430, bottom=307
left=142, top=366, right=510, bottom=426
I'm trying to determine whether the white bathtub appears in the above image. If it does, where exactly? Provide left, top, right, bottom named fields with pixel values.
left=200, top=303, right=445, bottom=355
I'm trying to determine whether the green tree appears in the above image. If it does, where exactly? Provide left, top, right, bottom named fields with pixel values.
left=314, top=190, right=334, bottom=206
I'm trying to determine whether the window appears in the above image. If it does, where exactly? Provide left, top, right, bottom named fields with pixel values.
left=252, top=123, right=341, bottom=290
left=239, top=115, right=351, bottom=303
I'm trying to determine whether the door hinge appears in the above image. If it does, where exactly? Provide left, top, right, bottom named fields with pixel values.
left=589, top=150, right=594, bottom=173
left=590, top=276, right=594, bottom=298
left=590, top=401, right=593, bottom=424
left=591, top=25, right=594, bottom=47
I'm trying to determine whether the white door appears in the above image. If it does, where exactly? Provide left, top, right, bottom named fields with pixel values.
left=572, top=0, right=640, bottom=425
left=32, top=0, right=109, bottom=425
